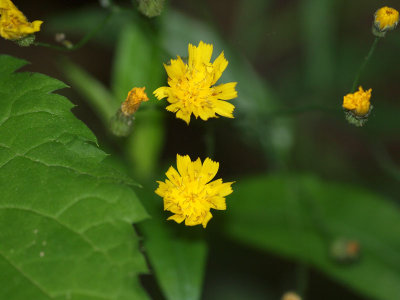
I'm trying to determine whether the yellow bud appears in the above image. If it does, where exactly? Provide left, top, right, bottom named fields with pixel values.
left=343, top=86, right=372, bottom=127
left=343, top=86, right=372, bottom=116
left=374, top=7, right=399, bottom=34
left=281, top=291, right=302, bottom=300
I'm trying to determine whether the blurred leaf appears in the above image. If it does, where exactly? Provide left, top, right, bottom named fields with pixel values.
left=111, top=23, right=163, bottom=101
left=137, top=186, right=207, bottom=300
left=224, top=174, right=400, bottom=300
left=160, top=9, right=293, bottom=166
left=367, top=104, right=400, bottom=136
left=62, top=59, right=118, bottom=122
left=45, top=7, right=136, bottom=46
left=232, top=0, right=272, bottom=57
left=300, top=0, right=336, bottom=91
left=111, top=22, right=165, bottom=179
left=0, top=55, right=149, bottom=299
left=127, top=109, right=165, bottom=180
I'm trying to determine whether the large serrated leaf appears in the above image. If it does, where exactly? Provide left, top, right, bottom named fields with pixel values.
left=0, top=55, right=149, bottom=300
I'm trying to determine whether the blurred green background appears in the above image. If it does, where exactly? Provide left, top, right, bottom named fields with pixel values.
left=2, top=0, right=400, bottom=299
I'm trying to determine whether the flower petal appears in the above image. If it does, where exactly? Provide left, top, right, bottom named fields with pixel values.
left=168, top=214, right=185, bottom=224
left=212, top=52, right=228, bottom=84
left=214, top=82, right=238, bottom=100
left=212, top=100, right=235, bottom=118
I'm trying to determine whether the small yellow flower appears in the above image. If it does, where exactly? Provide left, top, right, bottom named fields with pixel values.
left=121, top=87, right=149, bottom=116
left=0, top=0, right=43, bottom=40
left=154, top=41, right=238, bottom=124
left=343, top=86, right=372, bottom=117
left=155, top=154, right=233, bottom=228
left=374, top=6, right=399, bottom=32
left=282, top=292, right=302, bottom=300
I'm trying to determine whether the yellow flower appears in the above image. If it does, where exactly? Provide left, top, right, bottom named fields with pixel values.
left=374, top=6, right=399, bottom=32
left=154, top=41, right=238, bottom=124
left=121, top=87, right=149, bottom=116
left=282, top=292, right=302, bottom=300
left=155, top=154, right=233, bottom=228
left=343, top=86, right=372, bottom=116
left=0, top=0, right=42, bottom=40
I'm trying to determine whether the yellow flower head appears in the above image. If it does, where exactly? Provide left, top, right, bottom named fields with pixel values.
left=155, top=154, right=234, bottom=228
left=374, top=6, right=399, bottom=32
left=154, top=41, right=238, bottom=124
left=0, top=0, right=43, bottom=40
left=121, top=87, right=149, bottom=116
left=282, top=292, right=302, bottom=300
left=343, top=86, right=372, bottom=116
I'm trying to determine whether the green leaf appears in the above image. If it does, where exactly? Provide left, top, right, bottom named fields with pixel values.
left=111, top=23, right=165, bottom=180
left=62, top=59, right=118, bottom=123
left=224, top=174, right=400, bottom=300
left=0, top=55, right=149, bottom=300
left=111, top=23, right=163, bottom=101
left=137, top=186, right=207, bottom=300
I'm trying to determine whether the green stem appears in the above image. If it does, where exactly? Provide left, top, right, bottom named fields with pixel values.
left=351, top=37, right=380, bottom=92
left=296, top=263, right=309, bottom=298
left=34, top=8, right=116, bottom=51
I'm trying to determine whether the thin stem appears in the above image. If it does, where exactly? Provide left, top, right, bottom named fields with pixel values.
left=296, top=263, right=309, bottom=298
left=34, top=8, right=116, bottom=51
left=351, top=37, right=380, bottom=92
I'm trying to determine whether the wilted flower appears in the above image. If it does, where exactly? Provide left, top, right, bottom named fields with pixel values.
left=121, top=87, right=149, bottom=116
left=110, top=87, right=149, bottom=137
left=0, top=0, right=42, bottom=41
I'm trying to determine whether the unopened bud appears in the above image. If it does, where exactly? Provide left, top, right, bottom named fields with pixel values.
left=373, top=6, right=399, bottom=37
left=330, top=238, right=361, bottom=263
left=282, top=291, right=301, bottom=300
left=110, top=87, right=149, bottom=137
left=110, top=109, right=135, bottom=137
left=343, top=86, right=373, bottom=127
left=55, top=33, right=66, bottom=43
left=136, top=0, right=165, bottom=18
left=99, top=0, right=112, bottom=8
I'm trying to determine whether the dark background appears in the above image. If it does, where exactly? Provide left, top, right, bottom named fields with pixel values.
left=2, top=1, right=399, bottom=299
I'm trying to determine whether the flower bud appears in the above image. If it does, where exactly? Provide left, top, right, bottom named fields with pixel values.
left=281, top=291, right=301, bottom=300
left=136, top=0, right=165, bottom=18
left=110, top=87, right=149, bottom=137
left=373, top=6, right=399, bottom=37
left=330, top=238, right=361, bottom=263
left=343, top=86, right=372, bottom=127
